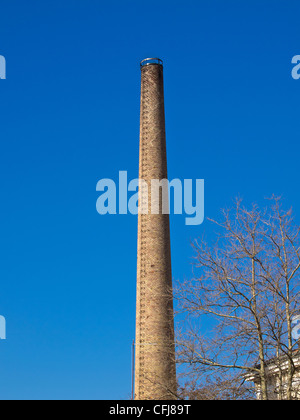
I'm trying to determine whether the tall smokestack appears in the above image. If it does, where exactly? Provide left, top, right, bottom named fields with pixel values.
left=134, top=58, right=177, bottom=400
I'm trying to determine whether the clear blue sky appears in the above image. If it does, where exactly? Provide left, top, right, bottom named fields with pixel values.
left=0, top=0, right=300, bottom=400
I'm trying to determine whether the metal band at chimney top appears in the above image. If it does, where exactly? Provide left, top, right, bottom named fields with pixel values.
left=134, top=59, right=177, bottom=400
left=140, top=58, right=163, bottom=68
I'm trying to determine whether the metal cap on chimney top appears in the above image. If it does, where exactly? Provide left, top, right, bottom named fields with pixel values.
left=140, top=57, right=163, bottom=68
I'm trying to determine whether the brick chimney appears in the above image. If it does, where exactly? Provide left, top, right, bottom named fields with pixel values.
left=134, top=58, right=177, bottom=400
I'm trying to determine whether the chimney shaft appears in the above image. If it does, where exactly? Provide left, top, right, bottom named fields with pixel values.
left=134, top=59, right=177, bottom=400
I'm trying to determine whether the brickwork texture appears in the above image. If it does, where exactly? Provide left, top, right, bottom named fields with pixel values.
left=134, top=61, right=177, bottom=400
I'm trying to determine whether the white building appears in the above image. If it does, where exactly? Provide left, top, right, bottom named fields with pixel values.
left=245, top=351, right=300, bottom=400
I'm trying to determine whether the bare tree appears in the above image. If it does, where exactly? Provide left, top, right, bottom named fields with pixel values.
left=175, top=197, right=300, bottom=400
left=177, top=373, right=255, bottom=400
